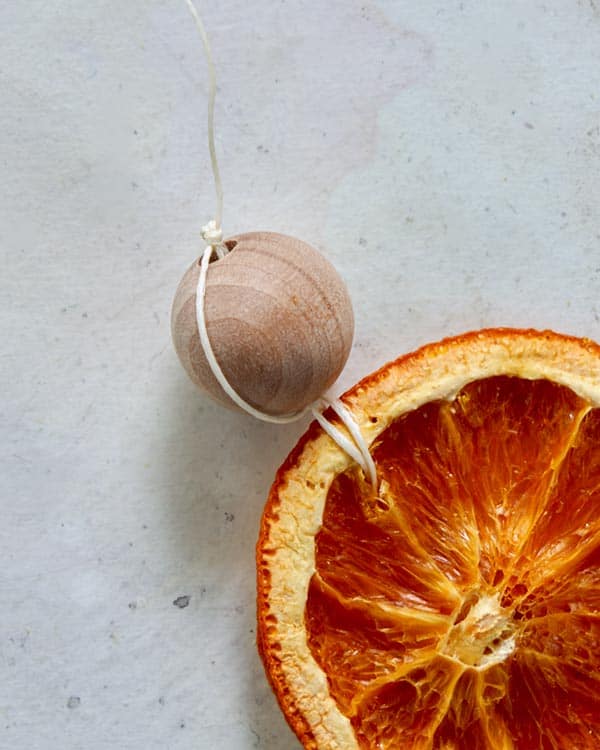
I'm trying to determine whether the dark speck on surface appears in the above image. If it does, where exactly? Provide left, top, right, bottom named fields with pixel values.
left=128, top=601, right=137, bottom=610
left=67, top=696, right=80, bottom=709
left=524, top=122, right=534, bottom=129
left=158, top=696, right=165, bottom=706
left=173, top=595, right=191, bottom=609
left=224, top=511, right=235, bottom=522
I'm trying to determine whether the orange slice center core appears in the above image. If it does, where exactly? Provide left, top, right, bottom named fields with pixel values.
left=443, top=591, right=515, bottom=668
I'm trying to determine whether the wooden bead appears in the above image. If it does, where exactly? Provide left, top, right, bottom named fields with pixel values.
left=171, top=232, right=354, bottom=416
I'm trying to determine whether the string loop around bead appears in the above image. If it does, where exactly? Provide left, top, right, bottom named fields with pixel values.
left=195, top=244, right=378, bottom=485
left=195, top=244, right=309, bottom=424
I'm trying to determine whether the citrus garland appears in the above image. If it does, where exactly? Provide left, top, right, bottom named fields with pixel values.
left=257, top=329, right=600, bottom=749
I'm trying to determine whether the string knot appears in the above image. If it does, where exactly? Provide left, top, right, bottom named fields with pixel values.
left=202, top=220, right=223, bottom=247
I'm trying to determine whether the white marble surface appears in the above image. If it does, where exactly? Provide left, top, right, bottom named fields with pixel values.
left=2, top=1, right=600, bottom=748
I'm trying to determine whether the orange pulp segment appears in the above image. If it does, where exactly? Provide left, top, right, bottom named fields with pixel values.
left=305, top=374, right=600, bottom=749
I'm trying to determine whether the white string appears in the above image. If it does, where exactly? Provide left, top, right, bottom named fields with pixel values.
left=186, top=1, right=378, bottom=486
left=184, top=0, right=224, bottom=234
left=312, top=399, right=378, bottom=487
left=196, top=245, right=378, bottom=484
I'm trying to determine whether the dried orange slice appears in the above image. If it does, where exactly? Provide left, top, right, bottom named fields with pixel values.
left=257, top=329, right=600, bottom=750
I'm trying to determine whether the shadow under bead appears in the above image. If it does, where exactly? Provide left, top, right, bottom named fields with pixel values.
left=171, top=232, right=354, bottom=416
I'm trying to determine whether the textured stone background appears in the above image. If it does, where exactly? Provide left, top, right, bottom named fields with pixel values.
left=2, top=1, right=599, bottom=748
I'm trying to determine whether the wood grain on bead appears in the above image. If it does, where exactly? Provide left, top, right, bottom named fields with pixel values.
left=171, top=232, right=354, bottom=416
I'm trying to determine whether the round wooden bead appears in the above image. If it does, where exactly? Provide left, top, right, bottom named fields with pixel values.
left=171, top=231, right=354, bottom=416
